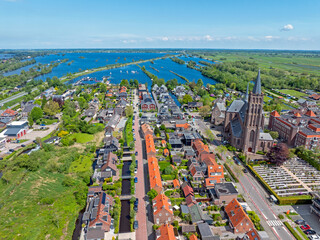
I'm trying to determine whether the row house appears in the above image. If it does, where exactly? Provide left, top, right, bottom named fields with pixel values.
left=153, top=194, right=173, bottom=225
left=156, top=224, right=176, bottom=240
left=141, top=94, right=156, bottom=111
left=192, top=139, right=209, bottom=160
left=117, top=86, right=127, bottom=99
left=148, top=156, right=163, bottom=194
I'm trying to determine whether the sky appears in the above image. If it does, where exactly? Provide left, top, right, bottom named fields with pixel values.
left=0, top=0, right=319, bottom=50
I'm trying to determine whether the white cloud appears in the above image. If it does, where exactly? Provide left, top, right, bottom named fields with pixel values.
left=204, top=35, right=214, bottom=41
left=281, top=24, right=294, bottom=31
left=161, top=37, right=169, bottom=41
left=264, top=35, right=280, bottom=40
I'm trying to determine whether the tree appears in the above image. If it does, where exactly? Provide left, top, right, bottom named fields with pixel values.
left=182, top=94, right=193, bottom=104
left=163, top=165, right=174, bottom=175
left=125, top=106, right=133, bottom=117
left=154, top=126, right=161, bottom=136
left=267, top=143, right=289, bottom=166
left=196, top=79, right=203, bottom=88
left=120, top=79, right=129, bottom=88
left=30, top=107, right=43, bottom=121
left=44, top=100, right=60, bottom=116
left=199, top=105, right=211, bottom=118
left=269, top=131, right=279, bottom=140
left=147, top=189, right=158, bottom=201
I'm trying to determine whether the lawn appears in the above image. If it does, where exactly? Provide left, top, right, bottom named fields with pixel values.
left=40, top=118, right=59, bottom=125
left=69, top=154, right=93, bottom=173
left=276, top=89, right=308, bottom=98
left=158, top=161, right=171, bottom=172
left=68, top=133, right=94, bottom=143
left=124, top=116, right=133, bottom=146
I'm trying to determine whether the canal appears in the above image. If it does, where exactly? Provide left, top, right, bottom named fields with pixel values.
left=119, top=160, right=132, bottom=233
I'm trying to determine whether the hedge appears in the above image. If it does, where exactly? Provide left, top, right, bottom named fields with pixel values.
left=247, top=165, right=312, bottom=205
left=224, top=163, right=239, bottom=183
left=284, top=222, right=303, bottom=240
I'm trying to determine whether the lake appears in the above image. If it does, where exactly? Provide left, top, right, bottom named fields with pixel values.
left=3, top=52, right=218, bottom=87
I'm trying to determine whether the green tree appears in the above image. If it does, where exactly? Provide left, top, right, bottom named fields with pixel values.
left=147, top=189, right=158, bottom=200
left=125, top=106, right=134, bottom=117
left=182, top=94, right=193, bottom=104
left=163, top=165, right=174, bottom=175
left=44, top=100, right=60, bottom=116
left=199, top=105, right=211, bottom=118
left=30, top=107, right=43, bottom=121
left=196, top=79, right=203, bottom=88
left=120, top=79, right=129, bottom=87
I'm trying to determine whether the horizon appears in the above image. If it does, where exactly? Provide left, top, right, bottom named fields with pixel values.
left=1, top=0, right=319, bottom=50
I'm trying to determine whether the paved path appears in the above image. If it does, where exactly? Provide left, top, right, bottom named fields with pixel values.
left=0, top=87, right=37, bottom=106
left=281, top=165, right=313, bottom=192
left=134, top=93, right=148, bottom=240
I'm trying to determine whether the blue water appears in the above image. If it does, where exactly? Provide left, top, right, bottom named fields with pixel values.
left=0, top=54, right=14, bottom=59
left=179, top=55, right=215, bottom=66
left=3, top=52, right=218, bottom=87
left=170, top=92, right=181, bottom=107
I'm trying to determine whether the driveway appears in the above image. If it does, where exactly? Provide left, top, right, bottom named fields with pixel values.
left=1, top=123, right=59, bottom=156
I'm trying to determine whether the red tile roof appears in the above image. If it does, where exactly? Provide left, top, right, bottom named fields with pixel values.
left=153, top=194, right=173, bottom=216
left=306, top=110, right=316, bottom=117
left=182, top=184, right=194, bottom=197
left=225, top=198, right=254, bottom=230
left=173, top=179, right=180, bottom=188
left=145, top=134, right=156, bottom=154
left=157, top=224, right=176, bottom=240
left=189, top=234, right=198, bottom=240
left=1, top=109, right=18, bottom=116
left=148, top=157, right=163, bottom=194
left=270, top=110, right=280, bottom=117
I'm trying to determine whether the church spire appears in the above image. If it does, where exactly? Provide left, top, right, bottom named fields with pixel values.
left=252, top=69, right=262, bottom=94
left=245, top=82, right=249, bottom=102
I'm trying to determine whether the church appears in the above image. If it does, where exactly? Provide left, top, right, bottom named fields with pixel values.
left=223, top=70, right=274, bottom=153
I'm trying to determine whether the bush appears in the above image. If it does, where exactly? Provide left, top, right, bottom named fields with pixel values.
left=278, top=214, right=284, bottom=219
left=284, top=222, right=304, bottom=240
left=40, top=197, right=55, bottom=205
left=224, top=163, right=239, bottom=182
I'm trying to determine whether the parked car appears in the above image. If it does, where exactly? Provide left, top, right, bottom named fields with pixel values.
left=134, top=138, right=136, bottom=141
left=9, top=149, right=15, bottom=152
left=304, top=230, right=317, bottom=235
left=134, top=177, right=138, bottom=183
left=243, top=168, right=248, bottom=173
left=110, top=218, right=114, bottom=230
left=135, top=151, right=138, bottom=156
left=134, top=169, right=137, bottom=174
left=301, top=225, right=311, bottom=231
left=217, top=134, right=223, bottom=137
left=21, top=144, right=26, bottom=148
left=133, top=220, right=138, bottom=230
left=295, top=219, right=306, bottom=225
left=309, top=235, right=320, bottom=240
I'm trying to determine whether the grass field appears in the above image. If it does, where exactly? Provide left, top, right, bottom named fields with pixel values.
left=0, top=146, right=91, bottom=239
left=69, top=154, right=93, bottom=173
left=68, top=133, right=94, bottom=143
left=276, top=89, right=308, bottom=98
left=158, top=161, right=171, bottom=172
left=202, top=51, right=320, bottom=74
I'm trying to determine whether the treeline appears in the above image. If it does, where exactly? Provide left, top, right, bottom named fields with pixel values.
left=200, top=60, right=320, bottom=92
left=171, top=57, right=185, bottom=65
left=0, top=59, right=36, bottom=73
left=0, top=59, right=68, bottom=89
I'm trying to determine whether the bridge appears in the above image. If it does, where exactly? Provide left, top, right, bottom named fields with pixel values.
left=122, top=175, right=133, bottom=180
left=119, top=195, right=133, bottom=200
left=122, top=156, right=133, bottom=161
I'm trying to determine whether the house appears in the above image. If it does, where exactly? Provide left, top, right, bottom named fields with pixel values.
left=175, top=120, right=190, bottom=130
left=145, top=134, right=156, bottom=157
left=156, top=224, right=176, bottom=240
left=174, top=85, right=186, bottom=98
left=3, top=121, right=28, bottom=139
left=189, top=234, right=198, bottom=240
left=1, top=109, right=18, bottom=119
left=138, top=84, right=147, bottom=98
left=181, top=225, right=197, bottom=235
left=197, top=222, right=218, bottom=240
left=153, top=194, right=173, bottom=225
left=225, top=198, right=254, bottom=234
left=182, top=131, right=202, bottom=146
left=141, top=94, right=156, bottom=111
left=192, top=139, right=209, bottom=159
left=85, top=227, right=105, bottom=240
left=100, top=152, right=119, bottom=180
left=190, top=164, right=205, bottom=181
left=103, top=136, right=119, bottom=153
left=141, top=123, right=153, bottom=137
left=186, top=194, right=197, bottom=207
left=189, top=205, right=213, bottom=224
left=118, top=86, right=127, bottom=99
left=188, top=102, right=203, bottom=109
left=182, top=183, right=194, bottom=198
left=105, top=114, right=120, bottom=132
left=148, top=157, right=163, bottom=194
left=169, top=138, right=183, bottom=149
left=201, top=154, right=224, bottom=188
left=208, top=183, right=238, bottom=205
left=173, top=179, right=180, bottom=189
left=211, top=98, right=226, bottom=125
left=183, top=146, right=196, bottom=160
left=239, top=229, right=261, bottom=240
left=20, top=101, right=41, bottom=117
left=82, top=187, right=114, bottom=234
left=164, top=148, right=169, bottom=157
left=0, top=118, right=12, bottom=128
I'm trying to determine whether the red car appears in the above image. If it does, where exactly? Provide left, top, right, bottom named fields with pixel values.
left=300, top=225, right=311, bottom=231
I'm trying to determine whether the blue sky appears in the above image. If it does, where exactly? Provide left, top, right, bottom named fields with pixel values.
left=0, top=0, right=319, bottom=49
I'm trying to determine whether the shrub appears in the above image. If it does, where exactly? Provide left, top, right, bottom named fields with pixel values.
left=224, top=163, right=239, bottom=182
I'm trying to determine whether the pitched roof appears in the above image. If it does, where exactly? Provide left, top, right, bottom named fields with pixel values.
left=141, top=123, right=153, bottom=135
left=225, top=198, right=254, bottom=229
left=173, top=179, right=180, bottom=188
left=148, top=157, right=162, bottom=192
left=1, top=109, right=18, bottom=116
left=189, top=234, right=198, bottom=240
left=164, top=149, right=169, bottom=156
left=244, top=229, right=261, bottom=240
left=145, top=134, right=156, bottom=154
left=182, top=184, right=194, bottom=197
left=157, top=224, right=175, bottom=240
left=270, top=110, right=280, bottom=117
left=306, top=110, right=316, bottom=117
left=252, top=69, right=261, bottom=94
left=192, top=139, right=209, bottom=156
left=153, top=194, right=173, bottom=216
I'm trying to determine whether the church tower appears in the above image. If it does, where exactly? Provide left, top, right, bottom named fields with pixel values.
left=242, top=70, right=264, bottom=153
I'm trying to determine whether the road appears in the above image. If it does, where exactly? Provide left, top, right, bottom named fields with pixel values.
left=133, top=90, right=148, bottom=240
left=0, top=87, right=37, bottom=106
left=191, top=117, right=294, bottom=240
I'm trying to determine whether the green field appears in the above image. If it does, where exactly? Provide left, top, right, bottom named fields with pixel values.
left=0, top=146, right=92, bottom=239
left=200, top=51, right=320, bottom=74
left=276, top=89, right=308, bottom=98
left=68, top=133, right=94, bottom=143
